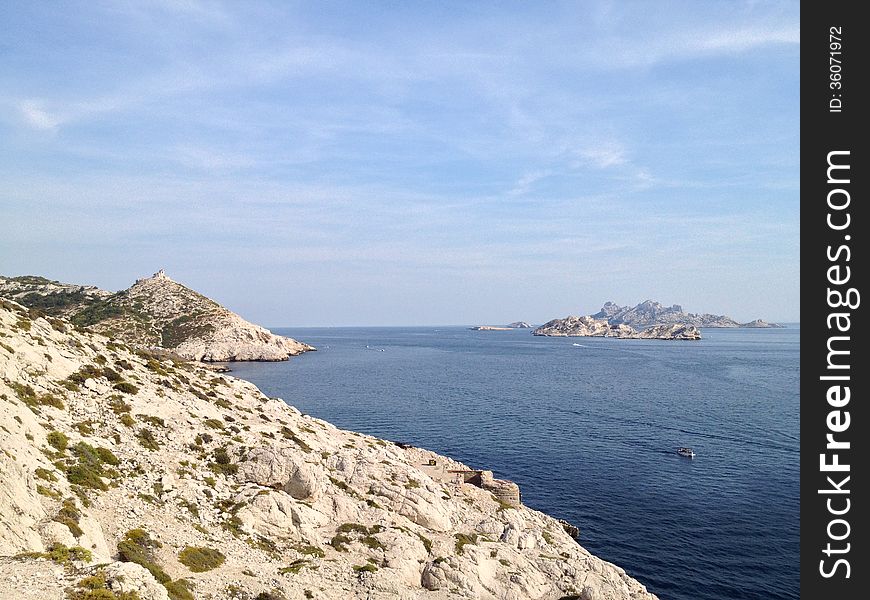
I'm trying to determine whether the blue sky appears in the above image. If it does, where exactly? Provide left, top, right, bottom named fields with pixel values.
left=0, top=1, right=799, bottom=326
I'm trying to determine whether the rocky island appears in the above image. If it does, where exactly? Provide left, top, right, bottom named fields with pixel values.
left=0, top=297, right=658, bottom=599
left=506, top=322, right=533, bottom=329
left=467, top=326, right=512, bottom=331
left=593, top=300, right=783, bottom=328
left=0, top=271, right=314, bottom=362
left=533, top=316, right=701, bottom=340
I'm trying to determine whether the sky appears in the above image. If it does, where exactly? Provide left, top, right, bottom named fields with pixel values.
left=0, top=1, right=799, bottom=326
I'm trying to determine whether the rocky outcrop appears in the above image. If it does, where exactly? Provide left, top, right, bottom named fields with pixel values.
left=0, top=270, right=314, bottom=361
left=533, top=315, right=700, bottom=340
left=506, top=321, right=533, bottom=329
left=593, top=300, right=781, bottom=328
left=634, top=324, right=702, bottom=340
left=0, top=299, right=658, bottom=599
left=740, top=319, right=785, bottom=328
left=468, top=326, right=512, bottom=331
left=533, top=315, right=635, bottom=338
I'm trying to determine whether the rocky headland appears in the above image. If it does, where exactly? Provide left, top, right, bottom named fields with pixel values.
left=506, top=322, right=533, bottom=329
left=0, top=271, right=314, bottom=362
left=0, top=298, right=658, bottom=600
left=533, top=316, right=701, bottom=341
left=592, top=300, right=782, bottom=329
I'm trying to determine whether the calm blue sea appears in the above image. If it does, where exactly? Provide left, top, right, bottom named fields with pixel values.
left=227, top=326, right=799, bottom=600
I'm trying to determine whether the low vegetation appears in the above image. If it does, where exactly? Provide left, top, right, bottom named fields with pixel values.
left=68, top=569, right=140, bottom=600
left=18, top=543, right=91, bottom=564
left=116, top=528, right=195, bottom=599
left=63, top=442, right=120, bottom=491
left=178, top=546, right=226, bottom=572
left=454, top=533, right=479, bottom=555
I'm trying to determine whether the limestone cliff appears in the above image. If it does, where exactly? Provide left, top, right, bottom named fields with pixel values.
left=0, top=299, right=657, bottom=600
left=0, top=271, right=313, bottom=362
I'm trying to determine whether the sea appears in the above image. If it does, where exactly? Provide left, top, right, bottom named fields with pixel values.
left=226, top=326, right=800, bottom=600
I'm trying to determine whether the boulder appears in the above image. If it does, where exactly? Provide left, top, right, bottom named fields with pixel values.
left=237, top=448, right=323, bottom=500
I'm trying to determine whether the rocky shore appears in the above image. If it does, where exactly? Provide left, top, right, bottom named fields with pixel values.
left=0, top=298, right=658, bottom=600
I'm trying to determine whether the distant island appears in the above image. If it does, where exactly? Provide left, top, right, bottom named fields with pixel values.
left=0, top=270, right=314, bottom=361
left=533, top=316, right=701, bottom=340
left=469, top=322, right=533, bottom=331
left=593, top=300, right=783, bottom=328
left=533, top=299, right=783, bottom=341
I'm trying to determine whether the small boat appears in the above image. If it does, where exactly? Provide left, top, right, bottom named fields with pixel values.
left=677, top=447, right=696, bottom=458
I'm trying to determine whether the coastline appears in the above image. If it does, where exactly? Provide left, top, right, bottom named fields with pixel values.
left=0, top=303, right=659, bottom=599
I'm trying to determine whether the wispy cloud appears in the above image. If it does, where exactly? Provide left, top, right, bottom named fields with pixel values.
left=19, top=101, right=64, bottom=130
left=578, top=142, right=627, bottom=169
left=508, top=170, right=552, bottom=196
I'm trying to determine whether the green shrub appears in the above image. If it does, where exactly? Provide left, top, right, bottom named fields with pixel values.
left=54, top=499, right=83, bottom=537
left=279, top=559, right=310, bottom=574
left=64, top=442, right=119, bottom=491
left=96, top=447, right=120, bottom=466
left=117, top=528, right=170, bottom=584
left=27, top=543, right=92, bottom=564
left=164, top=580, right=195, bottom=600
left=136, top=428, right=160, bottom=451
left=139, top=415, right=166, bottom=428
left=37, top=484, right=60, bottom=498
left=35, top=467, right=57, bottom=482
left=109, top=396, right=131, bottom=414
left=178, top=546, right=225, bottom=572
left=454, top=533, right=478, bottom=555
left=329, top=534, right=352, bottom=552
left=66, top=465, right=108, bottom=491
left=208, top=446, right=238, bottom=476
left=47, top=430, right=69, bottom=452
left=70, top=300, right=124, bottom=328
left=101, top=367, right=122, bottom=382
left=255, top=592, right=288, bottom=600
left=294, top=545, right=326, bottom=558
left=113, top=382, right=139, bottom=395
left=68, top=364, right=103, bottom=384
left=75, top=421, right=95, bottom=436
left=353, top=563, right=378, bottom=573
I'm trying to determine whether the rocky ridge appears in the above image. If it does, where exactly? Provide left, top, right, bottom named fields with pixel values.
left=0, top=271, right=314, bottom=362
left=0, top=299, right=657, bottom=600
left=0, top=276, right=113, bottom=320
left=533, top=316, right=700, bottom=340
left=593, top=300, right=782, bottom=328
